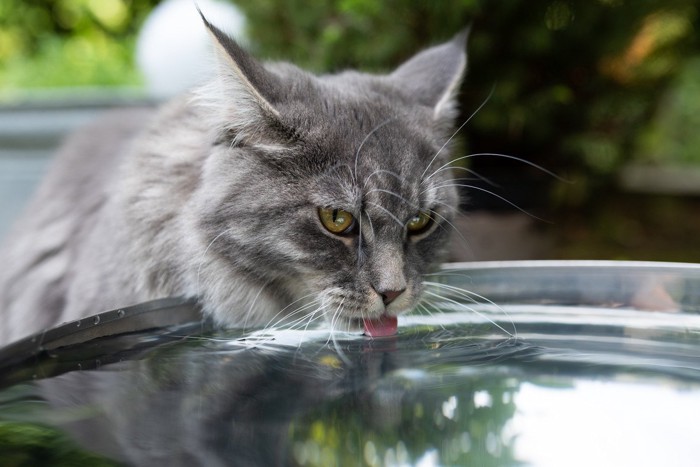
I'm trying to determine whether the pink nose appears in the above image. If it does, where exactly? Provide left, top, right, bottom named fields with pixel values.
left=379, top=288, right=405, bottom=306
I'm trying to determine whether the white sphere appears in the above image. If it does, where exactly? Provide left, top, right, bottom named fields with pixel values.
left=136, top=0, right=247, bottom=99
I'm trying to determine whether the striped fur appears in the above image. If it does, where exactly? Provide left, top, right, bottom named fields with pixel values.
left=0, top=22, right=466, bottom=344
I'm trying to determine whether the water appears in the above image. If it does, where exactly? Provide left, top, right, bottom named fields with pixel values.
left=0, top=260, right=699, bottom=466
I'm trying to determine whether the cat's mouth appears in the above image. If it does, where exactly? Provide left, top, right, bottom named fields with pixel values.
left=322, top=288, right=408, bottom=337
left=335, top=313, right=398, bottom=337
left=362, top=314, right=398, bottom=337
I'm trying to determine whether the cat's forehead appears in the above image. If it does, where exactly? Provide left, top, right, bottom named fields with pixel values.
left=293, top=95, right=438, bottom=170
left=305, top=111, right=433, bottom=189
left=308, top=134, right=447, bottom=217
left=289, top=74, right=433, bottom=144
left=285, top=75, right=452, bottom=215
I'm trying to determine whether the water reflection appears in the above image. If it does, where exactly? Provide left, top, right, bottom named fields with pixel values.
left=29, top=332, right=535, bottom=466
left=4, top=318, right=696, bottom=466
left=513, top=380, right=700, bottom=467
left=0, top=261, right=699, bottom=466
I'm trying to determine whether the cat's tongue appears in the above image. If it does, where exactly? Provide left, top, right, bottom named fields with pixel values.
left=363, top=314, right=398, bottom=337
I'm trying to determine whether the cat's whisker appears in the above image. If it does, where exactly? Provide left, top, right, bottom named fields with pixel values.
left=423, top=281, right=483, bottom=306
left=353, top=117, right=397, bottom=184
left=327, top=298, right=346, bottom=335
left=365, top=185, right=474, bottom=257
left=277, top=291, right=318, bottom=315
left=422, top=271, right=476, bottom=280
left=434, top=283, right=519, bottom=339
left=258, top=294, right=320, bottom=333
left=327, top=299, right=353, bottom=366
left=365, top=188, right=417, bottom=209
left=357, top=209, right=364, bottom=264
left=443, top=166, right=500, bottom=187
left=195, top=228, right=233, bottom=296
left=272, top=302, right=319, bottom=331
left=366, top=202, right=405, bottom=228
left=241, top=279, right=273, bottom=331
left=364, top=189, right=471, bottom=254
left=423, top=289, right=514, bottom=338
left=287, top=306, right=327, bottom=347
left=425, top=208, right=472, bottom=253
left=420, top=86, right=495, bottom=180
left=321, top=162, right=355, bottom=179
left=313, top=289, right=352, bottom=341
left=429, top=198, right=460, bottom=212
left=300, top=304, right=327, bottom=334
left=424, top=182, right=548, bottom=222
left=325, top=298, right=346, bottom=342
left=424, top=152, right=565, bottom=183
left=275, top=301, right=324, bottom=331
left=414, top=301, right=447, bottom=331
left=364, top=211, right=376, bottom=240
left=262, top=303, right=313, bottom=331
left=362, top=169, right=404, bottom=189
left=423, top=281, right=517, bottom=338
left=325, top=298, right=351, bottom=365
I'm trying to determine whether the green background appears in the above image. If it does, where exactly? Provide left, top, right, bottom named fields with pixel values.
left=1, top=0, right=699, bottom=261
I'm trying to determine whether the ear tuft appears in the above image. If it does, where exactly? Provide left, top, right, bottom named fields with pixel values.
left=390, top=29, right=469, bottom=123
left=195, top=9, right=283, bottom=145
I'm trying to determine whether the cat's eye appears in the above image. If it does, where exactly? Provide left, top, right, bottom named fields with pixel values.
left=319, top=207, right=356, bottom=235
left=406, top=211, right=433, bottom=235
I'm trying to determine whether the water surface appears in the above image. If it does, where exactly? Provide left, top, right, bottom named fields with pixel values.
left=0, top=260, right=699, bottom=466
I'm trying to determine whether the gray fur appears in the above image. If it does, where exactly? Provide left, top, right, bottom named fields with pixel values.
left=0, top=21, right=466, bottom=345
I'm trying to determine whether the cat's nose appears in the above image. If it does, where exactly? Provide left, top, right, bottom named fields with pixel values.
left=379, top=288, right=406, bottom=306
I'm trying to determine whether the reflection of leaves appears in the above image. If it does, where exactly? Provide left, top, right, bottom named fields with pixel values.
left=282, top=337, right=537, bottom=466
left=0, top=420, right=119, bottom=467
left=288, top=368, right=521, bottom=466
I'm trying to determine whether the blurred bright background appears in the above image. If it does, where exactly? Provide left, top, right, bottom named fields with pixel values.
left=1, top=0, right=699, bottom=261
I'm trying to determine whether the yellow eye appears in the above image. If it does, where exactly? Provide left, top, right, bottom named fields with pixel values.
left=319, top=207, right=356, bottom=235
left=406, top=211, right=433, bottom=235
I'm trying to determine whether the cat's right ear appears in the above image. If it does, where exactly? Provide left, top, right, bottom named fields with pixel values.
left=389, top=30, right=468, bottom=126
left=196, top=11, right=285, bottom=145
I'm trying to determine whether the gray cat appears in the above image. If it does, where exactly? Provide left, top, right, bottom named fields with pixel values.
left=0, top=15, right=466, bottom=345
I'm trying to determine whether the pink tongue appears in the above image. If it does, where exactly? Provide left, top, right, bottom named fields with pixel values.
left=363, top=314, right=398, bottom=337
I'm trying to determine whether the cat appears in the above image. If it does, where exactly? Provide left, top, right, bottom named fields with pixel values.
left=0, top=14, right=467, bottom=345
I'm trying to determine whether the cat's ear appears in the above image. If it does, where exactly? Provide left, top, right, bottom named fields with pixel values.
left=197, top=11, right=285, bottom=144
left=390, top=30, right=468, bottom=123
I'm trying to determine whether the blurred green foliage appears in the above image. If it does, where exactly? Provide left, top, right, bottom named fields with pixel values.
left=235, top=0, right=479, bottom=72
left=0, top=421, right=119, bottom=466
left=288, top=374, right=519, bottom=466
left=0, top=0, right=158, bottom=90
left=0, top=385, right=118, bottom=466
left=233, top=0, right=700, bottom=208
left=1, top=0, right=700, bottom=194
left=638, top=57, right=700, bottom=165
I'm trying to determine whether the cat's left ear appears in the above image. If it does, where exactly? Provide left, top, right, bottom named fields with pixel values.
left=197, top=10, right=287, bottom=144
left=389, top=30, right=468, bottom=124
